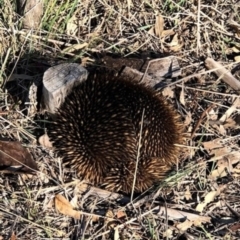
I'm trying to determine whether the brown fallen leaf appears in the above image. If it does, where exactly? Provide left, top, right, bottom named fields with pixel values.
left=196, top=190, right=219, bottom=213
left=184, top=186, right=192, bottom=200
left=116, top=210, right=126, bottom=220
left=209, top=152, right=240, bottom=179
left=105, top=209, right=115, bottom=227
left=0, top=140, right=37, bottom=173
left=179, top=88, right=185, bottom=105
left=161, top=29, right=175, bottom=38
left=235, top=56, right=240, bottom=62
left=10, top=232, right=17, bottom=240
left=202, top=138, right=223, bottom=151
left=66, top=15, right=78, bottom=36
left=168, top=33, right=183, bottom=52
left=162, top=87, right=174, bottom=98
left=55, top=194, right=81, bottom=219
left=177, top=219, right=193, bottom=232
left=38, top=134, right=52, bottom=148
left=229, top=223, right=240, bottom=232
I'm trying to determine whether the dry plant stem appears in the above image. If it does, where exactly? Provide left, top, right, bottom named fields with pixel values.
left=176, top=85, right=239, bottom=97
left=3, top=30, right=32, bottom=87
left=197, top=0, right=201, bottom=56
left=0, top=28, right=73, bottom=47
left=225, top=201, right=240, bottom=219
left=0, top=206, right=63, bottom=235
left=0, top=48, right=11, bottom=84
left=168, top=62, right=236, bottom=87
left=0, top=116, right=35, bottom=140
left=191, top=103, right=216, bottom=139
left=130, top=108, right=145, bottom=202
left=205, top=58, right=240, bottom=91
left=0, top=111, right=8, bottom=115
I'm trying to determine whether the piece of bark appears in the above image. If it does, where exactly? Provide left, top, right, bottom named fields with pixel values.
left=120, top=67, right=153, bottom=87
left=42, top=63, right=88, bottom=113
left=121, top=56, right=181, bottom=89
left=0, top=140, right=38, bottom=173
left=205, top=57, right=240, bottom=91
left=17, top=0, right=43, bottom=29
left=104, top=55, right=181, bottom=88
left=76, top=182, right=130, bottom=204
left=144, top=56, right=181, bottom=83
left=102, top=55, right=146, bottom=72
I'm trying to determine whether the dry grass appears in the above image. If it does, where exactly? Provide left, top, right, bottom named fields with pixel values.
left=0, top=0, right=240, bottom=239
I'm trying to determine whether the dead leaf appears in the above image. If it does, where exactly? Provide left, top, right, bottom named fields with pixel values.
left=223, top=118, right=237, bottom=129
left=116, top=210, right=126, bottom=220
left=148, top=26, right=155, bottom=36
left=168, top=34, right=183, bottom=52
left=161, top=29, right=175, bottom=37
left=67, top=15, right=78, bottom=36
left=211, top=147, right=231, bottom=158
left=234, top=56, right=240, bottom=62
left=114, top=228, right=120, bottom=240
left=229, top=223, right=240, bottom=232
left=163, top=228, right=173, bottom=238
left=209, top=152, right=240, bottom=179
left=179, top=89, right=185, bottom=105
left=39, top=134, right=52, bottom=148
left=105, top=209, right=117, bottom=228
left=219, top=124, right=226, bottom=135
left=154, top=15, right=164, bottom=37
left=177, top=219, right=193, bottom=232
left=205, top=191, right=218, bottom=203
left=146, top=56, right=181, bottom=82
left=10, top=232, right=17, bottom=240
left=202, top=138, right=223, bottom=150
left=105, top=209, right=114, bottom=219
left=162, top=87, right=174, bottom=98
left=209, top=108, right=218, bottom=121
left=232, top=46, right=240, bottom=53
left=184, top=113, right=192, bottom=126
left=63, top=42, right=88, bottom=53
left=177, top=217, right=208, bottom=232
left=55, top=194, right=81, bottom=219
left=204, top=142, right=240, bottom=179
left=184, top=186, right=192, bottom=200
left=70, top=195, right=78, bottom=209
left=196, top=191, right=218, bottom=213
left=81, top=57, right=94, bottom=67
left=220, top=97, right=239, bottom=123
left=0, top=140, right=37, bottom=173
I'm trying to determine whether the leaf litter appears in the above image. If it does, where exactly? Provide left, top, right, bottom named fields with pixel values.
left=0, top=0, right=240, bottom=239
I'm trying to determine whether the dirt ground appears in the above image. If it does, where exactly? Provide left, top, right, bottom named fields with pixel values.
left=0, top=0, right=240, bottom=239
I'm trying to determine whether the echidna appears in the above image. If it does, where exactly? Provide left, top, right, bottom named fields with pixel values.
left=48, top=72, right=183, bottom=193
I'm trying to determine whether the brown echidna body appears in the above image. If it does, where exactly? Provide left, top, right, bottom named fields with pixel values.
left=48, top=72, right=182, bottom=193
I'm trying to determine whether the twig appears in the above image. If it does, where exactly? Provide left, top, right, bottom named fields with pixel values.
left=205, top=57, right=240, bottom=91
left=191, top=103, right=215, bottom=139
